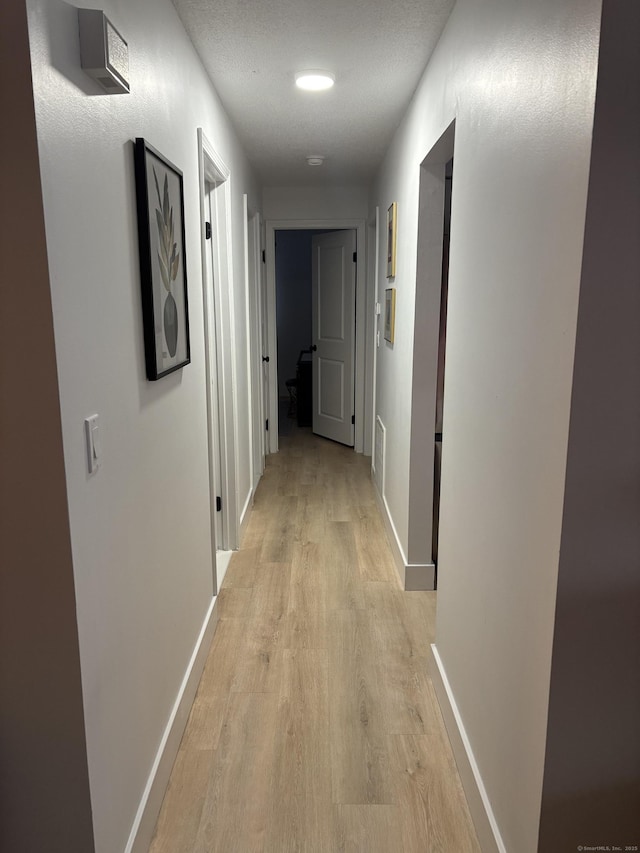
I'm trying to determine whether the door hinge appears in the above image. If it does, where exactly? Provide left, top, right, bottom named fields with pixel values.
left=265, top=418, right=269, bottom=431
left=352, top=414, right=355, bottom=425
left=205, top=222, right=212, bottom=240
left=353, top=251, right=357, bottom=263
left=216, top=496, right=222, bottom=512
left=262, top=249, right=266, bottom=263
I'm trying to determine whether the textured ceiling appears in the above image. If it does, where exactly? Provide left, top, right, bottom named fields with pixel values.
left=172, top=0, right=456, bottom=186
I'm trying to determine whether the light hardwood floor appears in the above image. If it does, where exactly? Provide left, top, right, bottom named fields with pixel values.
left=149, top=427, right=480, bottom=852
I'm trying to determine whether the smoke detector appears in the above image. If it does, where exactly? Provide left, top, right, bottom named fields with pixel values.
left=306, top=155, right=325, bottom=167
left=78, top=8, right=130, bottom=94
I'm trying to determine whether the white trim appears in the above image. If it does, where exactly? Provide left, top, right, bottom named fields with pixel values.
left=223, top=173, right=240, bottom=551
left=245, top=205, right=265, bottom=489
left=258, top=217, right=270, bottom=458
left=372, top=475, right=435, bottom=591
left=197, top=133, right=220, bottom=588
left=242, top=195, right=255, bottom=496
left=197, top=128, right=239, bottom=552
left=406, top=121, right=456, bottom=569
left=126, top=597, right=219, bottom=853
left=364, top=208, right=380, bottom=457
left=239, top=487, right=253, bottom=542
left=405, top=563, right=435, bottom=590
left=429, top=645, right=506, bottom=853
left=265, top=218, right=368, bottom=452
left=215, top=550, right=233, bottom=592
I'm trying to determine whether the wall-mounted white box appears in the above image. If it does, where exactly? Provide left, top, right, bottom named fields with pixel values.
left=78, top=8, right=130, bottom=94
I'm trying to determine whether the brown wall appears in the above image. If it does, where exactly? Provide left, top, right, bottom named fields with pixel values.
left=538, top=0, right=640, bottom=847
left=0, top=2, right=94, bottom=850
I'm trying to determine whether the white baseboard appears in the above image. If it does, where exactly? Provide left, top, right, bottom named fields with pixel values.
left=240, top=487, right=254, bottom=542
left=372, top=476, right=406, bottom=586
left=405, top=562, right=436, bottom=590
left=372, top=478, right=436, bottom=591
left=125, top=597, right=219, bottom=853
left=429, top=644, right=506, bottom=853
left=216, top=550, right=233, bottom=592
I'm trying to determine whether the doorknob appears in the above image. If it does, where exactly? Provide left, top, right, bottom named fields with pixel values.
left=262, top=355, right=270, bottom=362
left=311, top=345, right=317, bottom=352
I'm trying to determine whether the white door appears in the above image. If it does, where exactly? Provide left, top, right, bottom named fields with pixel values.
left=311, top=230, right=356, bottom=446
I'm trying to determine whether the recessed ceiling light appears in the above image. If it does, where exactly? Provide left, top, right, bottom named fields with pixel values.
left=295, top=71, right=335, bottom=91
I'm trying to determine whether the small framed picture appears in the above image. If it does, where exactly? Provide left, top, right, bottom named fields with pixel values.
left=386, top=201, right=397, bottom=278
left=134, top=138, right=191, bottom=380
left=384, top=288, right=396, bottom=344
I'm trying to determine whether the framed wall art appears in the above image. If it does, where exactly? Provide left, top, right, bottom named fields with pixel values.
left=134, top=138, right=190, bottom=380
left=384, top=287, right=396, bottom=344
left=386, top=201, right=397, bottom=278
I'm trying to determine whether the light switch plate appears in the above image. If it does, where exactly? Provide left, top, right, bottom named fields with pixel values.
left=85, top=414, right=101, bottom=474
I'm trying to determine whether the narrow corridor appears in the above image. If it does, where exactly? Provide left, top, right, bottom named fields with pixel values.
left=149, top=427, right=480, bottom=852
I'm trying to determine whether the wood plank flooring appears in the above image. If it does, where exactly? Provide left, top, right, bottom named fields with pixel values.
left=149, top=427, right=480, bottom=853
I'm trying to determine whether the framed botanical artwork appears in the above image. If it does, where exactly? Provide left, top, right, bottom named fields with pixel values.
left=384, top=288, right=396, bottom=343
left=134, top=138, right=190, bottom=380
left=386, top=201, right=397, bottom=278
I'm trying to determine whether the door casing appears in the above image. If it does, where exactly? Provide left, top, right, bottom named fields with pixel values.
left=197, top=128, right=240, bottom=590
left=405, top=119, right=456, bottom=590
left=243, top=197, right=266, bottom=493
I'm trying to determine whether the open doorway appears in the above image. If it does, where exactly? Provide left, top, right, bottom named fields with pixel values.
left=264, top=218, right=369, bottom=455
left=404, top=120, right=455, bottom=591
left=274, top=230, right=322, bottom=436
left=273, top=227, right=357, bottom=447
left=432, top=158, right=453, bottom=570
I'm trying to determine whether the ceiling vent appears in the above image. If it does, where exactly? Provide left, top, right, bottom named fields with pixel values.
left=78, top=9, right=130, bottom=94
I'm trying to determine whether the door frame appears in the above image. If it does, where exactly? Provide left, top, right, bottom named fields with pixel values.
left=197, top=129, right=240, bottom=583
left=405, top=119, right=456, bottom=590
left=243, top=197, right=266, bottom=493
left=264, top=218, right=368, bottom=453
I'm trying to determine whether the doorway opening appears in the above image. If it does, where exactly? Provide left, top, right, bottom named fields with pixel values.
left=264, top=218, right=370, bottom=454
left=274, top=229, right=356, bottom=446
left=432, top=158, right=453, bottom=571
left=405, top=120, right=455, bottom=591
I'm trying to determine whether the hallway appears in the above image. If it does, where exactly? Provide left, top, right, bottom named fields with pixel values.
left=149, top=428, right=480, bottom=852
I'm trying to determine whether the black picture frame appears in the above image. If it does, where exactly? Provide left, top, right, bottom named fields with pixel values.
left=134, top=138, right=190, bottom=380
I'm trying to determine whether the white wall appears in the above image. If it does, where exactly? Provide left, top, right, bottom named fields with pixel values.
left=371, top=0, right=602, bottom=850
left=263, top=185, right=368, bottom=221
left=26, top=1, right=259, bottom=850
left=538, top=0, right=640, bottom=846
